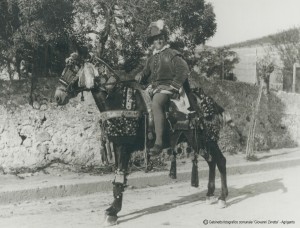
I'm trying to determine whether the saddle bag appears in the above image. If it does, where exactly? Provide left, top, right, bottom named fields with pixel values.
left=99, top=110, right=141, bottom=141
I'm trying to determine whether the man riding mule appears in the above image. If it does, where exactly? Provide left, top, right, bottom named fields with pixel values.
left=54, top=20, right=229, bottom=226
left=135, top=19, right=192, bottom=157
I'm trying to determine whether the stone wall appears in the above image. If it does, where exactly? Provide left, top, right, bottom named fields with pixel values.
left=276, top=91, right=300, bottom=144
left=0, top=78, right=103, bottom=173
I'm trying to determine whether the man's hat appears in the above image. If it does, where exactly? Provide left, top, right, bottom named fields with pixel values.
left=147, top=20, right=168, bottom=44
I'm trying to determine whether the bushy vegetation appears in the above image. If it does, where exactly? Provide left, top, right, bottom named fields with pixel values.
left=190, top=73, right=297, bottom=154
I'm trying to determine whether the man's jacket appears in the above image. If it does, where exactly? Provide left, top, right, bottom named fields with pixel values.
left=140, top=47, right=189, bottom=90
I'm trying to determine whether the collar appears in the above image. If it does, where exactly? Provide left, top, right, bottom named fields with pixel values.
left=153, top=45, right=170, bottom=55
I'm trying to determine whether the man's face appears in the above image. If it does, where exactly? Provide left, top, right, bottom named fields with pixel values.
left=153, top=35, right=166, bottom=50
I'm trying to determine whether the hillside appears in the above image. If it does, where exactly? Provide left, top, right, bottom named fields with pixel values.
left=225, top=27, right=300, bottom=49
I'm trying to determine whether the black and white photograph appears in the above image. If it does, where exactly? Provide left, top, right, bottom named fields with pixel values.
left=0, top=0, right=299, bottom=227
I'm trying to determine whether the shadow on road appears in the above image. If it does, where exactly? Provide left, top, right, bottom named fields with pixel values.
left=255, top=152, right=290, bottom=161
left=119, top=190, right=206, bottom=224
left=119, top=178, right=287, bottom=224
left=227, top=178, right=287, bottom=207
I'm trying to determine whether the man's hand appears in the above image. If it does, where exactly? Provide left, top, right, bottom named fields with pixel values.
left=135, top=72, right=143, bottom=83
left=170, top=85, right=179, bottom=92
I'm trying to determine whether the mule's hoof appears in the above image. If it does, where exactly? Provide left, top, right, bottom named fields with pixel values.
left=103, top=214, right=118, bottom=227
left=218, top=200, right=227, bottom=209
left=206, top=196, right=217, bottom=205
left=169, top=173, right=177, bottom=179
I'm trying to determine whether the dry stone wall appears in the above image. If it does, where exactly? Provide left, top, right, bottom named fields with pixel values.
left=276, top=91, right=300, bottom=144
left=0, top=79, right=103, bottom=173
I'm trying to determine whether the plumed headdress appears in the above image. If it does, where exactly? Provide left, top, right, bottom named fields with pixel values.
left=147, top=19, right=169, bottom=44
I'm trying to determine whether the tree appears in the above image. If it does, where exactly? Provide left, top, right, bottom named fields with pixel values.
left=195, top=46, right=239, bottom=80
left=0, top=0, right=75, bottom=79
left=256, top=54, right=275, bottom=94
left=0, top=0, right=21, bottom=79
left=73, top=0, right=217, bottom=72
left=1, top=0, right=217, bottom=78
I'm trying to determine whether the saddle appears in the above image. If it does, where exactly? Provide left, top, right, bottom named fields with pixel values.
left=99, top=82, right=225, bottom=145
left=139, top=85, right=224, bottom=135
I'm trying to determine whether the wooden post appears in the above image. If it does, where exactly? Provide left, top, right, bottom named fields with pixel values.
left=246, top=82, right=263, bottom=159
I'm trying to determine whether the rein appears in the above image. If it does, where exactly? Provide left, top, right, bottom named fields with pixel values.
left=94, top=56, right=120, bottom=81
left=93, top=57, right=139, bottom=87
left=101, top=79, right=137, bottom=86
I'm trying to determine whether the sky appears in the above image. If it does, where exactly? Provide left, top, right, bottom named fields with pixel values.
left=206, top=0, right=300, bottom=47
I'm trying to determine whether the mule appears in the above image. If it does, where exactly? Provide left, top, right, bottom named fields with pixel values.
left=54, top=57, right=228, bottom=226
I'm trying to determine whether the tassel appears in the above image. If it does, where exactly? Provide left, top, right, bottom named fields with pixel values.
left=169, top=149, right=177, bottom=179
left=191, top=154, right=199, bottom=187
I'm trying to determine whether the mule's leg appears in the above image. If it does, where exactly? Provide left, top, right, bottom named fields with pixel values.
left=104, top=145, right=131, bottom=226
left=209, top=141, right=228, bottom=208
left=205, top=160, right=217, bottom=204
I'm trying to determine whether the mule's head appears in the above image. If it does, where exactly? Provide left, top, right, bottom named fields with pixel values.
left=55, top=66, right=82, bottom=105
left=55, top=58, right=119, bottom=106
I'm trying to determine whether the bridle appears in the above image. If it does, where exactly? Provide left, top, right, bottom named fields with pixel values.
left=58, top=68, right=84, bottom=97
left=58, top=57, right=118, bottom=96
left=58, top=56, right=139, bottom=99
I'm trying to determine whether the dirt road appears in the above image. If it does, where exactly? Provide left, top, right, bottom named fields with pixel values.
left=0, top=166, right=299, bottom=228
